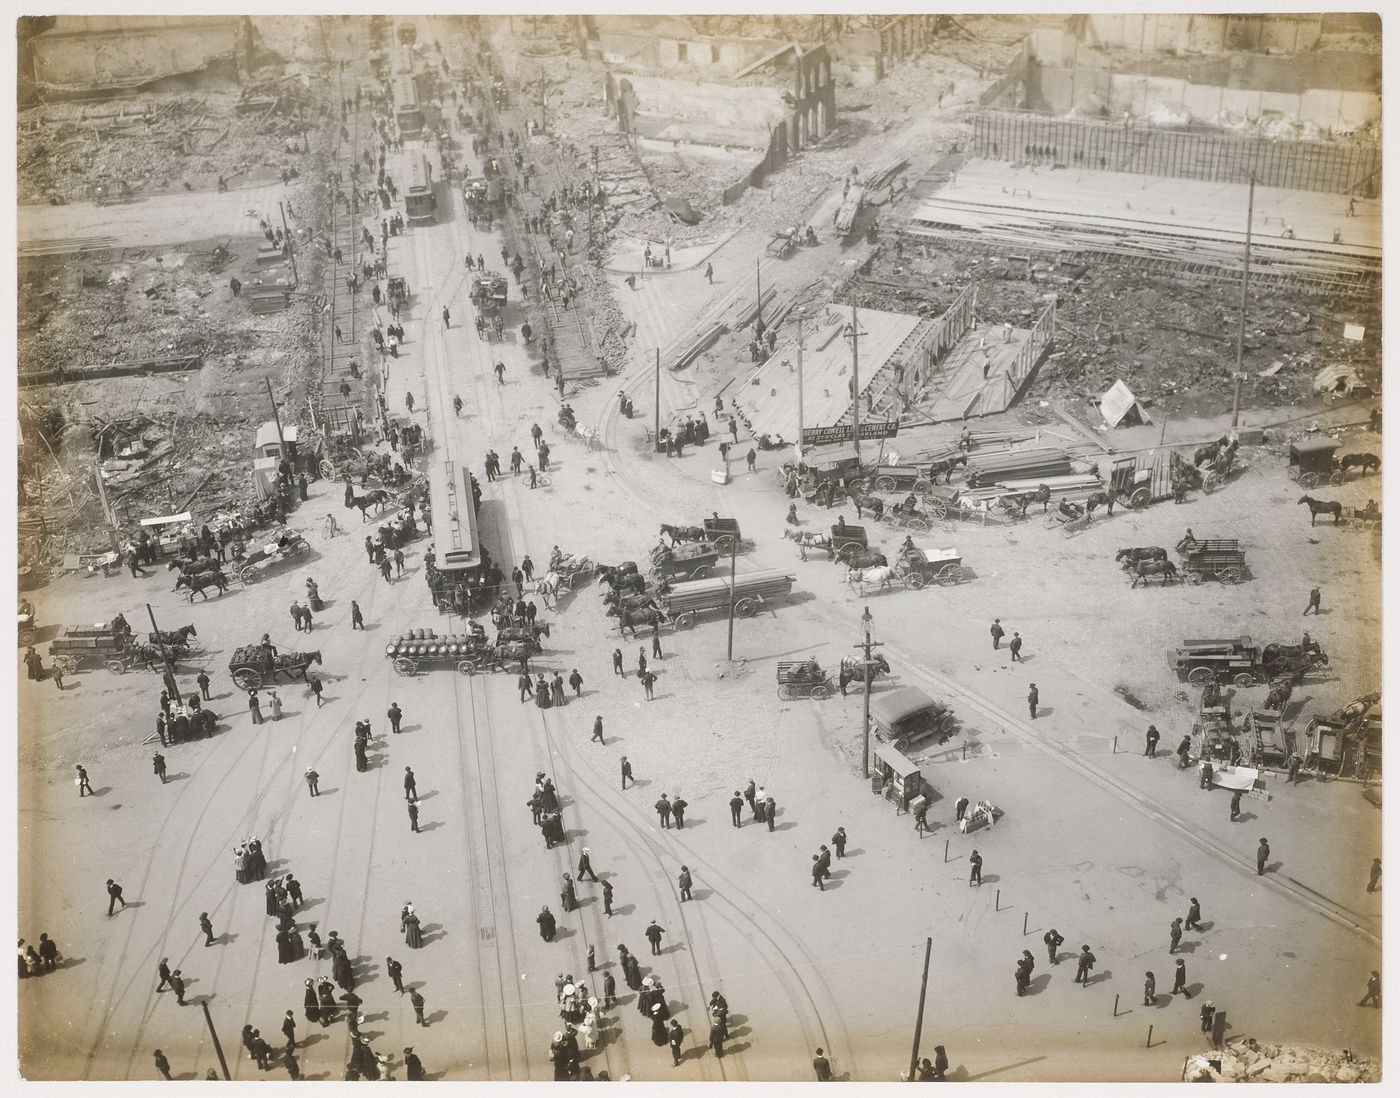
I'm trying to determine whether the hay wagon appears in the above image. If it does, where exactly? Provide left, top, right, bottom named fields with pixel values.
left=228, top=645, right=323, bottom=690
left=1176, top=537, right=1246, bottom=585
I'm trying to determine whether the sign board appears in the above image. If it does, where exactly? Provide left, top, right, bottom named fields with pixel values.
left=1343, top=323, right=1366, bottom=342
left=801, top=421, right=898, bottom=447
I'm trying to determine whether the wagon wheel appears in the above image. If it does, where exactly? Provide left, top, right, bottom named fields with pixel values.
left=926, top=496, right=949, bottom=519
left=799, top=473, right=817, bottom=494
left=778, top=683, right=792, bottom=701
left=239, top=563, right=258, bottom=584
left=809, top=683, right=830, bottom=700
left=837, top=544, right=857, bottom=564
left=394, top=657, right=418, bottom=676
left=456, top=658, right=478, bottom=676
left=906, top=517, right=931, bottom=533
left=712, top=535, right=734, bottom=555
left=232, top=667, right=262, bottom=691
left=1220, top=567, right=1243, bottom=585
left=290, top=540, right=309, bottom=557
left=904, top=571, right=927, bottom=590
left=104, top=658, right=127, bottom=675
left=1233, top=672, right=1255, bottom=688
left=674, top=612, right=695, bottom=631
left=18, top=627, right=35, bottom=646
left=1187, top=666, right=1214, bottom=686
left=938, top=564, right=963, bottom=586
left=51, top=655, right=77, bottom=676
left=320, top=459, right=335, bottom=479
left=690, top=565, right=710, bottom=580
left=1043, top=513, right=1059, bottom=530
left=1130, top=487, right=1151, bottom=508
left=911, top=477, right=933, bottom=496
left=1297, top=471, right=1320, bottom=488
left=1184, top=571, right=1204, bottom=585
left=1329, top=470, right=1346, bottom=486
left=875, top=475, right=897, bottom=492
left=892, top=736, right=910, bottom=754
left=1201, top=472, right=1219, bottom=494
left=735, top=597, right=758, bottom=618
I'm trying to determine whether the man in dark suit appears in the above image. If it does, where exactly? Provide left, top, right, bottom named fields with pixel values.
left=107, top=879, right=127, bottom=916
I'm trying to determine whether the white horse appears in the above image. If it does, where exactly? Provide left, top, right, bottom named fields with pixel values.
left=535, top=570, right=565, bottom=608
left=782, top=528, right=833, bottom=560
left=846, top=565, right=896, bottom=595
left=574, top=424, right=598, bottom=451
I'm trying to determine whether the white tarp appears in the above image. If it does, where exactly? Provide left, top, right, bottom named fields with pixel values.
left=139, top=511, right=192, bottom=528
left=1098, top=379, right=1151, bottom=427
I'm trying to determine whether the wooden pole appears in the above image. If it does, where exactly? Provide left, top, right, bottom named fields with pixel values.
left=202, top=999, right=232, bottom=1080
left=907, top=936, right=932, bottom=1083
left=850, top=304, right=862, bottom=463
left=1231, top=175, right=1255, bottom=428
left=796, top=315, right=805, bottom=452
left=755, top=257, right=763, bottom=333
left=265, top=378, right=288, bottom=461
left=1113, top=993, right=1120, bottom=1017
left=725, top=533, right=738, bottom=662
left=654, top=348, right=661, bottom=452
left=1146, top=1024, right=1154, bottom=1048
left=145, top=603, right=181, bottom=702
left=92, top=461, right=119, bottom=551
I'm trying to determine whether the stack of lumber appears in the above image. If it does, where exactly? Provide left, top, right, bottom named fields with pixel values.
left=835, top=186, right=865, bottom=234
left=664, top=569, right=796, bottom=612
left=966, top=448, right=1072, bottom=486
left=961, top=473, right=1102, bottom=506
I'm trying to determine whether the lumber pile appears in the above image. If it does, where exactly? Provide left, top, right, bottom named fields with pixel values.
left=834, top=186, right=865, bottom=234
left=965, top=448, right=1072, bottom=486
left=962, top=473, right=1103, bottom=505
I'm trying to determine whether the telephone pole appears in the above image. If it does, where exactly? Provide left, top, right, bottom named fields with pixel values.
left=725, top=534, right=739, bottom=661
left=145, top=603, right=181, bottom=706
left=654, top=348, right=661, bottom=453
left=908, top=937, right=933, bottom=1082
left=848, top=305, right=862, bottom=463
left=795, top=315, right=806, bottom=452
left=1231, top=173, right=1255, bottom=428
left=855, top=605, right=882, bottom=778
left=265, top=378, right=288, bottom=460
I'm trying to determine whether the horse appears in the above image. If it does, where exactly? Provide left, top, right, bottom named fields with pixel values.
left=348, top=490, right=391, bottom=521
left=599, top=569, right=646, bottom=595
left=175, top=571, right=229, bottom=601
left=840, top=549, right=887, bottom=570
left=595, top=561, right=639, bottom=581
left=1261, top=641, right=1325, bottom=666
left=782, top=529, right=834, bottom=561
left=846, top=565, right=896, bottom=595
left=1340, top=452, right=1380, bottom=476
left=603, top=589, right=657, bottom=612
left=1084, top=492, right=1113, bottom=515
left=660, top=523, right=705, bottom=545
left=275, top=650, right=323, bottom=681
left=1262, top=647, right=1328, bottom=680
left=842, top=653, right=891, bottom=683
left=1298, top=496, right=1344, bottom=525
left=535, top=571, right=565, bottom=608
left=1017, top=484, right=1052, bottom=517
left=1263, top=672, right=1301, bottom=711
left=167, top=556, right=220, bottom=576
left=148, top=624, right=198, bottom=648
left=1116, top=547, right=1168, bottom=569
left=608, top=605, right=664, bottom=637
left=928, top=454, right=967, bottom=484
left=1130, top=560, right=1178, bottom=587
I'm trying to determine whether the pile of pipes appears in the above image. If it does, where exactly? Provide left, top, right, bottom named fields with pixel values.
left=965, top=447, right=1072, bottom=487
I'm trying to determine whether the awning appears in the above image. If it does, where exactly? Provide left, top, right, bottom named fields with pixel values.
left=1098, top=379, right=1151, bottom=428
left=873, top=743, right=920, bottom=777
left=140, top=511, right=192, bottom=528
left=255, top=422, right=298, bottom=451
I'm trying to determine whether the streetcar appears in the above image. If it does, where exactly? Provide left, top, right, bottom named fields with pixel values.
left=402, top=150, right=437, bottom=222
left=394, top=75, right=425, bottom=137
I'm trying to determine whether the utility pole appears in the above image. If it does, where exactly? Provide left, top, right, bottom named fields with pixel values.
left=92, top=461, right=119, bottom=551
left=265, top=378, right=288, bottom=461
left=849, top=304, right=862, bottom=463
left=725, top=534, right=738, bottom=661
left=654, top=348, right=661, bottom=453
left=1231, top=174, right=1255, bottom=428
left=201, top=999, right=232, bottom=1080
left=539, top=65, right=547, bottom=133
left=796, top=314, right=806, bottom=453
left=145, top=603, right=181, bottom=706
left=755, top=258, right=764, bottom=334
left=278, top=201, right=299, bottom=287
left=855, top=605, right=882, bottom=778
left=908, top=936, right=933, bottom=1081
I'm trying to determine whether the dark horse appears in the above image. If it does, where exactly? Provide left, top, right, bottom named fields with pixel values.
left=1084, top=491, right=1113, bottom=515
left=660, top=523, right=706, bottom=545
left=1130, top=560, right=1178, bottom=587
left=1340, top=452, right=1381, bottom=477
left=1017, top=484, right=1052, bottom=517
left=1298, top=496, right=1344, bottom=526
left=175, top=571, right=229, bottom=601
left=348, top=490, right=391, bottom=521
left=607, top=604, right=664, bottom=637
left=148, top=624, right=198, bottom=647
left=595, top=560, right=638, bottom=581
left=1116, top=546, right=1168, bottom=569
left=928, top=454, right=968, bottom=484
left=168, top=556, right=221, bottom=576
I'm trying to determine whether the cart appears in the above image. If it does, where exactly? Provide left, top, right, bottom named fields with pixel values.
left=228, top=645, right=324, bottom=690
left=864, top=464, right=934, bottom=496
left=776, top=660, right=832, bottom=700
left=48, top=621, right=140, bottom=676
left=1242, top=709, right=1293, bottom=767
left=1288, top=437, right=1345, bottom=487
left=386, top=630, right=491, bottom=676
left=1177, top=538, right=1246, bottom=585
left=1044, top=501, right=1094, bottom=537
left=873, top=501, right=932, bottom=533
left=702, top=517, right=742, bottom=555
left=18, top=607, right=36, bottom=647
left=830, top=523, right=870, bottom=563
left=1302, top=716, right=1346, bottom=776
left=766, top=228, right=796, bottom=258
left=237, top=527, right=310, bottom=584
left=659, top=569, right=796, bottom=631
left=649, top=543, right=718, bottom=582
left=922, top=485, right=1015, bottom=526
left=1109, top=451, right=1182, bottom=509
left=894, top=547, right=964, bottom=589
left=1169, top=637, right=1264, bottom=687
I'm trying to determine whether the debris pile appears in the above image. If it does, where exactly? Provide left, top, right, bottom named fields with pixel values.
left=1185, top=1042, right=1378, bottom=1084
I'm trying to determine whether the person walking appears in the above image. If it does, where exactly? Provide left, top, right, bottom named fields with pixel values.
left=730, top=791, right=744, bottom=827
left=157, top=957, right=172, bottom=991
left=765, top=795, right=777, bottom=831
left=811, top=854, right=826, bottom=890
left=645, top=920, right=665, bottom=956
left=672, top=796, right=688, bottom=829
left=704, top=262, right=714, bottom=284
left=1143, top=971, right=1156, bottom=1006
left=410, top=988, right=427, bottom=1026
left=1360, top=969, right=1382, bottom=1007
left=1169, top=917, right=1183, bottom=953
left=308, top=676, right=324, bottom=708
left=637, top=649, right=648, bottom=677
left=709, top=1019, right=725, bottom=1058
left=969, top=850, right=983, bottom=887
left=990, top=618, right=1005, bottom=650
left=655, top=794, right=673, bottom=829
left=590, top=716, right=605, bottom=744
left=569, top=669, right=584, bottom=696
left=744, top=779, right=757, bottom=815
left=641, top=670, right=657, bottom=700
left=537, top=906, right=557, bottom=942
left=106, top=879, right=127, bottom=916
left=304, top=768, right=320, bottom=796
left=386, top=956, right=405, bottom=994
left=1185, top=897, right=1203, bottom=931
left=1304, top=586, right=1322, bottom=615
left=1073, top=945, right=1096, bottom=987
left=1026, top=683, right=1039, bottom=719
left=269, top=690, right=283, bottom=721
left=153, top=1049, right=172, bottom=1080
left=577, top=847, right=598, bottom=882
left=621, top=756, right=634, bottom=789
left=169, top=969, right=187, bottom=1005
left=281, top=1010, right=297, bottom=1051
left=612, top=648, right=624, bottom=677
left=913, top=800, right=929, bottom=836
left=602, top=969, right=618, bottom=1010
left=153, top=752, right=167, bottom=784
left=678, top=866, right=693, bottom=902
left=1257, top=838, right=1270, bottom=875
left=1009, top=632, right=1023, bottom=661
left=351, top=601, right=365, bottom=629
left=1369, top=858, right=1382, bottom=892
left=199, top=912, right=216, bottom=946
left=407, top=800, right=420, bottom=833
left=196, top=670, right=211, bottom=700
left=249, top=689, right=263, bottom=724
left=832, top=826, right=848, bottom=858
left=668, top=1019, right=685, bottom=1065
left=388, top=702, right=403, bottom=734
left=652, top=622, right=663, bottom=660
left=601, top=878, right=614, bottom=917
left=1172, top=958, right=1190, bottom=997
left=404, top=767, right=418, bottom=802
left=1044, top=928, right=1064, bottom=964
left=1145, top=724, right=1160, bottom=756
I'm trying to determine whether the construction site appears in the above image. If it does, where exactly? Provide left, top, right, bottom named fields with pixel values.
left=15, top=12, right=1384, bottom=1085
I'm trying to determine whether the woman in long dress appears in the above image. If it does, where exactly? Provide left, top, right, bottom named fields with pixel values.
left=265, top=881, right=280, bottom=917
left=288, top=924, right=306, bottom=961
left=276, top=929, right=291, bottom=964
left=234, top=846, right=248, bottom=885
left=403, top=909, right=423, bottom=949
left=303, top=978, right=320, bottom=1024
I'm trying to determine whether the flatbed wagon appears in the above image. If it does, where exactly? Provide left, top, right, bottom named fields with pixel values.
left=649, top=542, right=718, bottom=581
left=776, top=659, right=832, bottom=700
left=660, top=569, right=797, bottom=630
left=1169, top=636, right=1263, bottom=687
left=1176, top=536, right=1246, bottom=584
left=893, top=547, right=965, bottom=589
left=386, top=629, right=491, bottom=675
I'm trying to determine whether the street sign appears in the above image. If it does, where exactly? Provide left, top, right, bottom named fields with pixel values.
left=802, top=422, right=898, bottom=447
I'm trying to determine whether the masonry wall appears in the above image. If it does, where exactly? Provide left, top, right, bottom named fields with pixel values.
left=31, top=17, right=241, bottom=89
left=623, top=74, right=787, bottom=135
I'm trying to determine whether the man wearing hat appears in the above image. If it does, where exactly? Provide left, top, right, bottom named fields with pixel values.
left=404, top=1047, right=424, bottom=1080
left=304, top=768, right=320, bottom=796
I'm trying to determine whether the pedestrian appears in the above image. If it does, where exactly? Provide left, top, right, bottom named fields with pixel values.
left=410, top=988, right=427, bottom=1026
left=638, top=648, right=648, bottom=677
left=157, top=956, right=173, bottom=991
left=645, top=920, right=665, bottom=955
left=655, top=794, right=672, bottom=829
left=613, top=648, right=624, bottom=677
left=990, top=618, right=1004, bottom=649
left=603, top=969, right=617, bottom=1009
left=1143, top=971, right=1156, bottom=1006
left=1304, top=586, right=1322, bottom=615
left=394, top=549, right=405, bottom=576
left=1145, top=724, right=1160, bottom=756
left=388, top=702, right=403, bottom=734
left=1368, top=858, right=1382, bottom=892
left=380, top=557, right=392, bottom=582
left=678, top=866, right=693, bottom=902
left=249, top=689, right=263, bottom=724
left=730, top=791, right=744, bottom=827
left=813, top=1047, right=833, bottom=1081
left=969, top=849, right=983, bottom=886
left=1074, top=945, right=1096, bottom=986
left=811, top=854, right=825, bottom=890
left=269, top=690, right=282, bottom=721
left=1027, top=683, right=1038, bottom=719
left=1287, top=754, right=1302, bottom=783
left=153, top=752, right=167, bottom=784
left=745, top=779, right=757, bottom=814
left=621, top=756, right=634, bottom=789
left=537, top=906, right=557, bottom=942
left=1257, top=837, right=1270, bottom=875
left=602, top=878, right=614, bottom=917
left=442, top=307, right=450, bottom=330
left=1169, top=917, right=1183, bottom=953
left=832, top=826, right=848, bottom=858
left=1360, top=969, right=1381, bottom=1007
left=304, top=767, right=320, bottom=796
left=1172, top=958, right=1190, bottom=997
left=351, top=600, right=365, bottom=629
left=569, top=669, right=584, bottom=696
left=765, top=795, right=777, bottom=831
left=170, top=970, right=186, bottom=1005
left=560, top=874, right=578, bottom=912
left=407, top=801, right=419, bottom=832
left=1185, top=897, right=1202, bottom=931
left=1008, top=632, right=1023, bottom=661
left=578, top=847, right=597, bottom=882
left=199, top=911, right=216, bottom=946
left=282, top=1010, right=297, bottom=1050
left=652, top=622, right=663, bottom=660
left=954, top=795, right=969, bottom=823
left=705, top=262, right=713, bottom=283
left=404, top=767, right=417, bottom=801
left=1200, top=758, right=1215, bottom=789
left=641, top=670, right=657, bottom=700
left=672, top=796, right=688, bottom=829
left=153, top=1049, right=172, bottom=1080
left=669, top=1019, right=685, bottom=1065
left=590, top=716, right=605, bottom=744
left=196, top=670, right=211, bottom=700
left=38, top=933, right=57, bottom=971
left=106, top=878, right=127, bottom=916
left=709, top=1019, right=725, bottom=1058
left=404, top=1047, right=424, bottom=1080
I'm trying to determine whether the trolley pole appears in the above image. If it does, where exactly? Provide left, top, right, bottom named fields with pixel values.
left=653, top=348, right=661, bottom=453
left=201, top=999, right=232, bottom=1080
left=755, top=257, right=763, bottom=335
left=796, top=315, right=806, bottom=452
left=725, top=534, right=738, bottom=662
left=855, top=605, right=882, bottom=778
left=1231, top=174, right=1255, bottom=429
left=908, top=936, right=933, bottom=1082
left=146, top=603, right=181, bottom=703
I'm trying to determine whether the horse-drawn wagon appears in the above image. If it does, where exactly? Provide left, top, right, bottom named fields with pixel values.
left=776, top=659, right=832, bottom=700
left=1287, top=438, right=1345, bottom=487
left=236, top=527, right=310, bottom=584
left=893, top=547, right=965, bottom=589
left=48, top=627, right=162, bottom=676
left=1169, top=637, right=1263, bottom=687
left=658, top=517, right=742, bottom=556
left=1176, top=536, right=1246, bottom=585
left=862, top=463, right=934, bottom=497
left=386, top=629, right=491, bottom=676
left=922, top=485, right=1016, bottom=526
left=1109, top=452, right=1183, bottom=509
left=829, top=522, right=871, bottom=563
left=649, top=542, right=717, bottom=582
left=664, top=570, right=796, bottom=631
left=228, top=645, right=323, bottom=690
left=1242, top=709, right=1293, bottom=767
